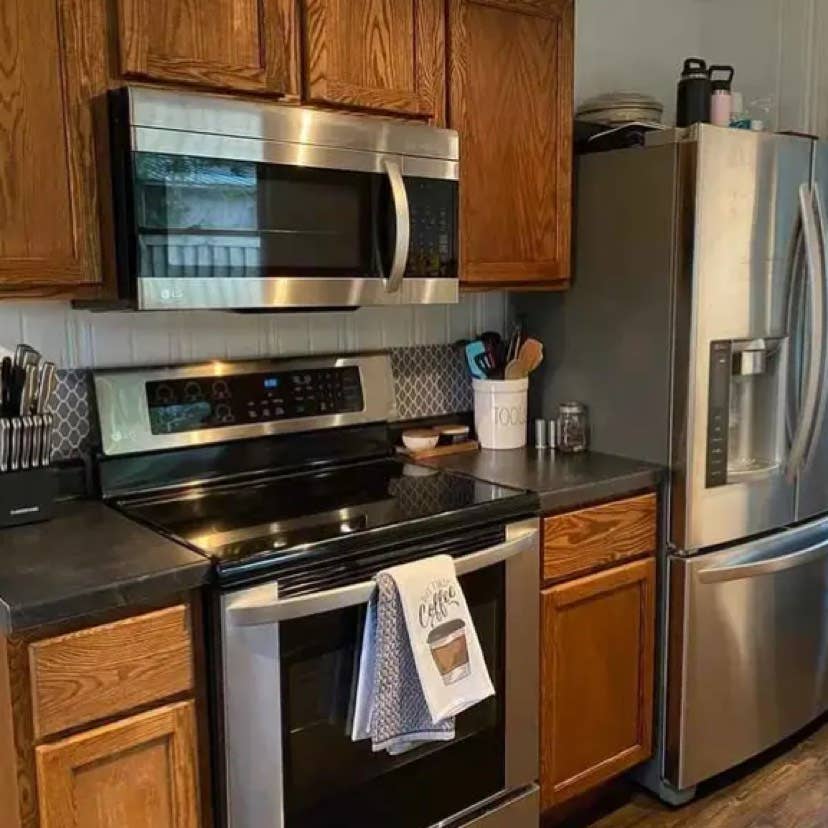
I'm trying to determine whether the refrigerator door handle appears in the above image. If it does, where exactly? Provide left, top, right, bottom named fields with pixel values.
left=698, top=537, right=828, bottom=583
left=786, top=183, right=824, bottom=481
left=805, top=183, right=828, bottom=471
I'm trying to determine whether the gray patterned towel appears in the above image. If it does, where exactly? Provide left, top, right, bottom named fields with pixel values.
left=351, top=571, right=455, bottom=754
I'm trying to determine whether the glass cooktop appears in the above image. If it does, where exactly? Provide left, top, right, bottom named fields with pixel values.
left=116, top=459, right=531, bottom=571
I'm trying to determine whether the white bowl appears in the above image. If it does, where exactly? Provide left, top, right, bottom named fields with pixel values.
left=402, top=429, right=440, bottom=451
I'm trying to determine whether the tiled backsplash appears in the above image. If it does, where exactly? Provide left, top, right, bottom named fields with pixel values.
left=51, top=345, right=474, bottom=461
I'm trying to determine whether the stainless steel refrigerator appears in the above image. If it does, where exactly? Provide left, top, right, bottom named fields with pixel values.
left=514, top=124, right=828, bottom=802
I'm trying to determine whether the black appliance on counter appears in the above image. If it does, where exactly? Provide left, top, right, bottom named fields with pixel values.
left=108, top=87, right=460, bottom=311
left=93, top=353, right=540, bottom=828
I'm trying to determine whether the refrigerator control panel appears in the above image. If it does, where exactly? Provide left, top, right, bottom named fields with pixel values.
left=706, top=341, right=731, bottom=487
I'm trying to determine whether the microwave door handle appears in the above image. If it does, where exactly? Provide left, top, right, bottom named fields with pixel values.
left=228, top=525, right=539, bottom=627
left=786, top=183, right=824, bottom=481
left=383, top=159, right=410, bottom=294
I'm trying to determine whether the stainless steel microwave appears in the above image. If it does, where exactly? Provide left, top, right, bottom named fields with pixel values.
left=109, top=87, right=459, bottom=311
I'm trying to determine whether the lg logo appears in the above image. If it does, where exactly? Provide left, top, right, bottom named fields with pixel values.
left=493, top=405, right=526, bottom=427
left=160, top=288, right=185, bottom=303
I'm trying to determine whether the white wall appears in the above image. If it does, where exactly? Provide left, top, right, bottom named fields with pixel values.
left=575, top=0, right=817, bottom=133
left=0, top=295, right=508, bottom=369
left=575, top=0, right=707, bottom=124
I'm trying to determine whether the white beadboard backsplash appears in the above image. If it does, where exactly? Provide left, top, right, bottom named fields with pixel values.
left=0, top=294, right=507, bottom=368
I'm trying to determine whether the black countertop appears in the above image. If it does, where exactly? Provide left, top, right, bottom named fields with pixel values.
left=0, top=501, right=211, bottom=634
left=424, top=449, right=664, bottom=513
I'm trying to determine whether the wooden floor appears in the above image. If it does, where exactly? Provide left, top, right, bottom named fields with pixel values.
left=572, top=716, right=828, bottom=827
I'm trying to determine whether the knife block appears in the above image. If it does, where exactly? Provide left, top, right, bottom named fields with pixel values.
left=0, top=467, right=57, bottom=528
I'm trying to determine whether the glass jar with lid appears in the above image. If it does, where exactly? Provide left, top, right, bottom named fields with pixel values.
left=557, top=402, right=588, bottom=453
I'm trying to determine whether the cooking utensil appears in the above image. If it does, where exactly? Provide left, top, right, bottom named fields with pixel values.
left=506, top=324, right=523, bottom=364
left=41, top=413, right=54, bottom=467
left=504, top=339, right=544, bottom=379
left=0, top=419, right=9, bottom=473
left=10, top=419, right=21, bottom=472
left=30, top=414, right=42, bottom=469
left=20, top=363, right=37, bottom=416
left=35, top=362, right=57, bottom=414
left=0, top=357, right=9, bottom=417
left=20, top=416, right=33, bottom=470
left=14, top=344, right=36, bottom=369
left=517, top=338, right=544, bottom=374
left=465, top=341, right=488, bottom=379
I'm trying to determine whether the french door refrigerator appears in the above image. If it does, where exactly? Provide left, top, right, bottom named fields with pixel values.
left=514, top=124, right=828, bottom=803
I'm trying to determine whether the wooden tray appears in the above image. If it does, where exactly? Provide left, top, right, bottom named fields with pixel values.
left=396, top=440, right=480, bottom=462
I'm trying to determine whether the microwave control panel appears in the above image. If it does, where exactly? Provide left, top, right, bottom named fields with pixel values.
left=146, top=367, right=364, bottom=435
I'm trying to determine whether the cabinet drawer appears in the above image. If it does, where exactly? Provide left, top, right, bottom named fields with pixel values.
left=542, top=493, right=657, bottom=583
left=29, top=605, right=195, bottom=740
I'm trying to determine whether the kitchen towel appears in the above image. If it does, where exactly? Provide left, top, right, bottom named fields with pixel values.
left=351, top=554, right=494, bottom=754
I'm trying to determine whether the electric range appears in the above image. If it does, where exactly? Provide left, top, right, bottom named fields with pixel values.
left=93, top=353, right=541, bottom=828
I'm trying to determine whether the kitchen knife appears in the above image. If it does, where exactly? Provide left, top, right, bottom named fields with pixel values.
left=41, top=413, right=54, bottom=467
left=20, top=415, right=33, bottom=470
left=0, top=419, right=9, bottom=473
left=10, top=419, right=21, bottom=472
left=20, top=363, right=37, bottom=416
left=0, top=356, right=10, bottom=416
left=14, top=344, right=35, bottom=368
left=35, top=362, right=57, bottom=414
left=30, top=414, right=42, bottom=469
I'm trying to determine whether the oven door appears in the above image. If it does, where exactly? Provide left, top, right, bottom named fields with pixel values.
left=113, top=94, right=459, bottom=310
left=219, top=520, right=539, bottom=828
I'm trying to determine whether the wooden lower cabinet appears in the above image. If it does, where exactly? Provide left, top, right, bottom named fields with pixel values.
left=540, top=557, right=656, bottom=810
left=36, top=701, right=200, bottom=828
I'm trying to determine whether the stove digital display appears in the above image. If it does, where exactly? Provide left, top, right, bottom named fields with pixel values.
left=146, top=367, right=363, bottom=435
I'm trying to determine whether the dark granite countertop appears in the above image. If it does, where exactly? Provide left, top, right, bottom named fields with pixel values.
left=423, top=449, right=664, bottom=513
left=0, top=501, right=211, bottom=634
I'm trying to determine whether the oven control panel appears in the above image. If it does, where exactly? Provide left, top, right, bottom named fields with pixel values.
left=146, top=366, right=364, bottom=435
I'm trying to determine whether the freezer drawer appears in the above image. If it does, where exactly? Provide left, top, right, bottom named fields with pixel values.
left=667, top=517, right=828, bottom=791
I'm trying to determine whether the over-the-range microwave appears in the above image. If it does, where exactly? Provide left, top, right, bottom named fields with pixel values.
left=108, top=87, right=459, bottom=311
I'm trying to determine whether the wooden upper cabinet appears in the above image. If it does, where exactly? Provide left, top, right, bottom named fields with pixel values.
left=0, top=0, right=108, bottom=293
left=36, top=701, right=201, bottom=828
left=448, top=0, right=574, bottom=287
left=540, top=558, right=655, bottom=810
left=116, top=0, right=298, bottom=95
left=301, top=0, right=446, bottom=122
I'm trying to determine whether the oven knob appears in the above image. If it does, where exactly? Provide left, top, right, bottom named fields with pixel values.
left=155, top=384, right=174, bottom=405
left=184, top=381, right=203, bottom=403
left=213, top=380, right=230, bottom=400
left=215, top=404, right=233, bottom=423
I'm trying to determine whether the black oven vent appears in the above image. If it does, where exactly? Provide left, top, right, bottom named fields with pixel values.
left=225, top=523, right=506, bottom=597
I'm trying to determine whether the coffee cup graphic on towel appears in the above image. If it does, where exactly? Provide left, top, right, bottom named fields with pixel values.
left=427, top=619, right=470, bottom=685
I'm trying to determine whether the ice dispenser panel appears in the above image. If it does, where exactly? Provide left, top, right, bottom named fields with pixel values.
left=706, top=338, right=787, bottom=488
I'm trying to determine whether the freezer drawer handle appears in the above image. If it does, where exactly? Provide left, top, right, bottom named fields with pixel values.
left=698, top=538, right=828, bottom=583
left=227, top=526, right=538, bottom=627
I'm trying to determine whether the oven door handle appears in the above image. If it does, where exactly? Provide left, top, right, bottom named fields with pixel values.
left=227, top=525, right=539, bottom=627
left=383, top=159, right=410, bottom=294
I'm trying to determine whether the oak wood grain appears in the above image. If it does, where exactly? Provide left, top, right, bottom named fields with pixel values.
left=29, top=605, right=195, bottom=741
left=541, top=558, right=655, bottom=810
left=542, top=493, right=657, bottom=584
left=448, top=0, right=573, bottom=287
left=0, top=0, right=107, bottom=290
left=36, top=701, right=201, bottom=828
left=0, top=636, right=23, bottom=828
left=303, top=0, right=445, bottom=121
left=117, top=0, right=295, bottom=94
left=8, top=635, right=39, bottom=828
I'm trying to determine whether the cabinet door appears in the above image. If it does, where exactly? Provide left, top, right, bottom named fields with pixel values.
left=36, top=701, right=200, bottom=828
left=449, top=0, right=573, bottom=286
left=302, top=0, right=445, bottom=121
left=540, top=558, right=655, bottom=810
left=0, top=0, right=107, bottom=293
left=117, top=0, right=296, bottom=95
